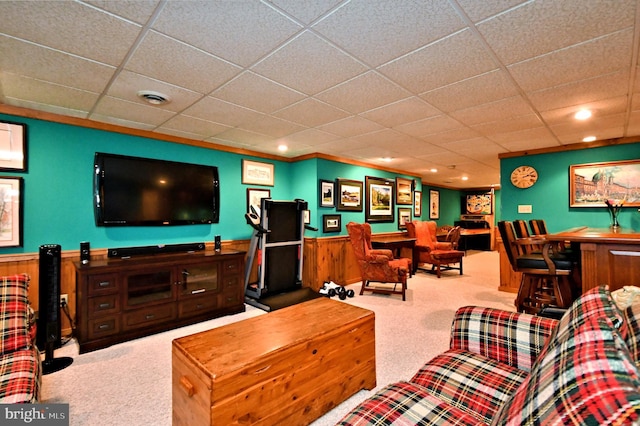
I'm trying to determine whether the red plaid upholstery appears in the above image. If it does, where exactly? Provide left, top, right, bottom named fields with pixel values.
left=0, top=346, right=41, bottom=403
left=337, top=381, right=485, bottom=426
left=493, top=318, right=640, bottom=425
left=450, top=306, right=557, bottom=372
left=410, top=349, right=527, bottom=424
left=0, top=274, right=31, bottom=355
left=623, top=302, right=640, bottom=367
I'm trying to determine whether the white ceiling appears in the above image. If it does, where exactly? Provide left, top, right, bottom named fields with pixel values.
left=1, top=0, right=639, bottom=189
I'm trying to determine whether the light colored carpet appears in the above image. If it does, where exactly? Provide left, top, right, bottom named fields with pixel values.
left=43, top=250, right=516, bottom=425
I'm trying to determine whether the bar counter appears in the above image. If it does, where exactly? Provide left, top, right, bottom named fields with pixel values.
left=546, top=226, right=640, bottom=293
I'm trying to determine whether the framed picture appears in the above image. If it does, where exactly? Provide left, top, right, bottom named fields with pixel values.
left=466, top=194, right=492, bottom=214
left=336, top=178, right=363, bottom=211
left=395, top=177, right=413, bottom=205
left=319, top=179, right=335, bottom=208
left=303, top=210, right=310, bottom=224
left=0, top=177, right=23, bottom=247
left=0, top=121, right=27, bottom=172
left=398, top=207, right=411, bottom=230
left=242, top=159, right=274, bottom=186
left=414, top=190, right=422, bottom=217
left=323, top=214, right=341, bottom=233
left=246, top=188, right=270, bottom=216
left=365, top=176, right=394, bottom=222
left=429, top=189, right=440, bottom=219
left=570, top=159, right=640, bottom=207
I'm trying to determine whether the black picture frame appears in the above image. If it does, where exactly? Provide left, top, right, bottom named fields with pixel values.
left=0, top=121, right=27, bottom=172
left=365, top=176, right=394, bottom=222
left=414, top=190, right=422, bottom=217
left=395, top=177, right=413, bottom=205
left=336, top=178, right=363, bottom=211
left=319, top=179, right=335, bottom=208
left=429, top=189, right=440, bottom=219
left=322, top=214, right=341, bottom=233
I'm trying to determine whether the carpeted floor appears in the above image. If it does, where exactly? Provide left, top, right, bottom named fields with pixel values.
left=42, top=250, right=516, bottom=426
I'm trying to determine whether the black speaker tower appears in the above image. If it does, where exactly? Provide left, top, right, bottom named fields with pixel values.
left=38, top=244, right=73, bottom=375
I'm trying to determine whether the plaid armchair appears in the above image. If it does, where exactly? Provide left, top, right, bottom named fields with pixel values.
left=0, top=274, right=41, bottom=403
left=339, top=286, right=640, bottom=425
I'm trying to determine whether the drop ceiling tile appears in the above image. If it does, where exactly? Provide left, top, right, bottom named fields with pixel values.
left=83, top=0, right=160, bottom=25
left=550, top=113, right=626, bottom=144
left=0, top=73, right=99, bottom=113
left=626, top=111, right=640, bottom=135
left=379, top=29, right=498, bottom=94
left=274, top=98, right=350, bottom=127
left=278, top=128, right=340, bottom=145
left=126, top=31, right=242, bottom=94
left=313, top=0, right=464, bottom=67
left=158, top=115, right=231, bottom=139
left=362, top=97, right=441, bottom=128
left=182, top=97, right=263, bottom=127
left=316, top=71, right=411, bottom=114
left=317, top=116, right=384, bottom=138
left=489, top=127, right=560, bottom=151
left=252, top=31, right=367, bottom=95
left=89, top=113, right=158, bottom=131
left=91, top=96, right=175, bottom=126
left=472, top=114, right=544, bottom=137
left=153, top=1, right=301, bottom=67
left=107, top=70, right=203, bottom=112
left=237, top=114, right=305, bottom=139
left=154, top=127, right=207, bottom=141
left=2, top=98, right=89, bottom=119
left=213, top=128, right=274, bottom=146
left=395, top=115, right=463, bottom=139
left=540, top=96, right=628, bottom=126
left=0, top=1, right=141, bottom=65
left=507, top=30, right=633, bottom=92
left=528, top=70, right=630, bottom=112
left=213, top=72, right=305, bottom=114
left=477, top=0, right=636, bottom=65
left=420, top=127, right=483, bottom=146
left=456, top=0, right=527, bottom=23
left=270, top=0, right=344, bottom=24
left=421, top=70, right=519, bottom=113
left=450, top=96, right=534, bottom=126
left=0, top=36, right=115, bottom=93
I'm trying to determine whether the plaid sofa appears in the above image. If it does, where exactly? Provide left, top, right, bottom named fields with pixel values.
left=0, top=274, right=41, bottom=403
left=338, top=285, right=640, bottom=425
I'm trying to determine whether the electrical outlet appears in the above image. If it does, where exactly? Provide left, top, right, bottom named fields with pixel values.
left=60, top=294, right=68, bottom=307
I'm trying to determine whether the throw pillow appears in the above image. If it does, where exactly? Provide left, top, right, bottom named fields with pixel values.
left=492, top=318, right=640, bottom=425
left=0, top=274, right=32, bottom=354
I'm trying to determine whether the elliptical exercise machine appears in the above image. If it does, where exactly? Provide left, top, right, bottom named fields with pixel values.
left=244, top=198, right=320, bottom=311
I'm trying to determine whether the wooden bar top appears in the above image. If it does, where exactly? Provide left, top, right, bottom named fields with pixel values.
left=173, top=297, right=374, bottom=378
left=546, top=226, right=640, bottom=245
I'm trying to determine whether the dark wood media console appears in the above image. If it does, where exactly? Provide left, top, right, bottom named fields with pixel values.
left=74, top=249, right=246, bottom=353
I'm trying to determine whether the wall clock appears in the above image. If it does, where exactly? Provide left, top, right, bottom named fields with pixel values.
left=510, top=165, right=538, bottom=188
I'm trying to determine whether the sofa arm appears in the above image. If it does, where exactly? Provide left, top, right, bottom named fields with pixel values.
left=450, top=306, right=558, bottom=372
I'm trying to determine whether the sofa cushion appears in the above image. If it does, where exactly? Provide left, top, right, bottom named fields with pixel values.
left=0, top=274, right=32, bottom=355
left=337, top=381, right=486, bottom=426
left=0, top=346, right=41, bottom=403
left=492, top=318, right=640, bottom=425
left=410, top=349, right=528, bottom=424
left=623, top=301, right=640, bottom=367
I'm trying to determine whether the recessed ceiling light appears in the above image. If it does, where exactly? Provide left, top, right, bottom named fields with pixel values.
left=582, top=136, right=597, bottom=142
left=461, top=176, right=469, bottom=181
left=381, top=157, right=393, bottom=162
left=574, top=109, right=592, bottom=120
left=137, top=90, right=171, bottom=105
left=277, top=144, right=288, bottom=152
left=430, top=168, right=438, bottom=173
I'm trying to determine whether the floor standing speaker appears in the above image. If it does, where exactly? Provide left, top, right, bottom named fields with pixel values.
left=38, top=244, right=73, bottom=375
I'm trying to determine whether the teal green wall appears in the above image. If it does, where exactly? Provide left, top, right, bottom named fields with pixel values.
left=0, top=113, right=448, bottom=253
left=500, top=142, right=640, bottom=232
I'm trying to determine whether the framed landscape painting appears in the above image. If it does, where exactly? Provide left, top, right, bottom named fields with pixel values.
left=570, top=159, right=640, bottom=207
left=365, top=176, right=394, bottom=222
left=336, top=179, right=363, bottom=211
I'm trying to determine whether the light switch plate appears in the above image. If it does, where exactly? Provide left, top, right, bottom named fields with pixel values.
left=518, top=205, right=533, bottom=214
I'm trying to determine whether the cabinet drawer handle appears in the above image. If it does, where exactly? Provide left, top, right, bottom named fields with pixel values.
left=98, top=324, right=110, bottom=330
left=98, top=281, right=110, bottom=287
left=99, top=303, right=111, bottom=309
left=180, top=376, right=195, bottom=397
left=145, top=314, right=155, bottom=320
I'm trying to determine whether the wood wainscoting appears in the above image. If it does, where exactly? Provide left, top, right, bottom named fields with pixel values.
left=0, top=233, right=403, bottom=337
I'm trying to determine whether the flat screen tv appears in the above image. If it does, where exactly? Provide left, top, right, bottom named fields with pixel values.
left=94, top=152, right=219, bottom=226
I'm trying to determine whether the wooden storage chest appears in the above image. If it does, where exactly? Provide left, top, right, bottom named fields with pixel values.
left=172, top=297, right=376, bottom=425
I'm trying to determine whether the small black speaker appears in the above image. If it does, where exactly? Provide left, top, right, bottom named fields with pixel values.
left=80, top=241, right=90, bottom=264
left=214, top=235, right=221, bottom=252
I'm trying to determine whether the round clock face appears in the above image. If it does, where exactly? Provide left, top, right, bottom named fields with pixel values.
left=510, top=166, right=538, bottom=188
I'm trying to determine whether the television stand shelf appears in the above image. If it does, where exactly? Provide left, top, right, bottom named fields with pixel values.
left=74, top=249, right=245, bottom=353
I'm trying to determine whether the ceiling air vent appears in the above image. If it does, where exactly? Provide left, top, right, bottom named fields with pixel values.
left=137, top=90, right=170, bottom=105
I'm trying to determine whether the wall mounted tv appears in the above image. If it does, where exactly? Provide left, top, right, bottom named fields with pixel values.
left=94, top=152, right=219, bottom=226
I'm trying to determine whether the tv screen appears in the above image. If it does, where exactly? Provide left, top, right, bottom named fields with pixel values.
left=94, top=153, right=219, bottom=226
